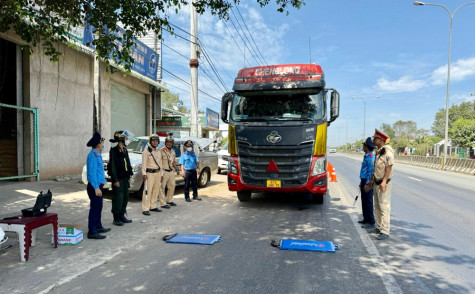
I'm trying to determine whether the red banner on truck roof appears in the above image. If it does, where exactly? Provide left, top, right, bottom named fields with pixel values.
left=237, top=64, right=323, bottom=78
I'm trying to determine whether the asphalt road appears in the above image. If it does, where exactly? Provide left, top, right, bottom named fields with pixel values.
left=48, top=156, right=475, bottom=294
left=329, top=153, right=475, bottom=294
left=48, top=174, right=388, bottom=294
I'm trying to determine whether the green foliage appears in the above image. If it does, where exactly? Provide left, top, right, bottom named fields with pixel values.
left=450, top=118, right=475, bottom=148
left=1, top=0, right=305, bottom=70
left=432, top=101, right=475, bottom=137
left=161, top=89, right=188, bottom=113
left=220, top=136, right=228, bottom=146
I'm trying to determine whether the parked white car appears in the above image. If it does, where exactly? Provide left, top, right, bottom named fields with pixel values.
left=82, top=136, right=218, bottom=196
left=217, top=143, right=229, bottom=174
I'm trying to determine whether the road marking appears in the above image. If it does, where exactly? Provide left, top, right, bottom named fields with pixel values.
left=408, top=177, right=422, bottom=182
left=332, top=182, right=403, bottom=294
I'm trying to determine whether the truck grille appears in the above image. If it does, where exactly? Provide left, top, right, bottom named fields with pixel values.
left=237, top=142, right=313, bottom=187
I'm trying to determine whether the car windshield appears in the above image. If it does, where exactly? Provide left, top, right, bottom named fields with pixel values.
left=221, top=143, right=228, bottom=151
left=230, top=89, right=324, bottom=122
left=127, top=138, right=165, bottom=153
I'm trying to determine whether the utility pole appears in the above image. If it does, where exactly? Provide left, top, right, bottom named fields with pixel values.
left=189, top=0, right=199, bottom=137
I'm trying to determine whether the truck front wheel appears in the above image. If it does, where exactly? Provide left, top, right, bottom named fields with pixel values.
left=237, top=191, right=251, bottom=202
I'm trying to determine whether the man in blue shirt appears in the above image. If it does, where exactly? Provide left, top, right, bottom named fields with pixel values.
left=179, top=140, right=201, bottom=202
left=359, top=137, right=376, bottom=228
left=86, top=132, right=110, bottom=240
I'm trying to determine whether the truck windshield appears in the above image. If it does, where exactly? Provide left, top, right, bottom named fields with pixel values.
left=230, top=89, right=324, bottom=122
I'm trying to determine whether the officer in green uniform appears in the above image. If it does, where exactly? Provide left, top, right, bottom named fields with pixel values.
left=109, top=130, right=134, bottom=226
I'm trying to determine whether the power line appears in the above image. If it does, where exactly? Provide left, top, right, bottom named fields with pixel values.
left=222, top=21, right=247, bottom=65
left=168, top=21, right=230, bottom=92
left=227, top=15, right=262, bottom=65
left=163, top=40, right=226, bottom=93
left=198, top=41, right=229, bottom=92
left=162, top=68, right=221, bottom=102
left=235, top=6, right=267, bottom=65
left=232, top=7, right=267, bottom=65
left=162, top=42, right=188, bottom=60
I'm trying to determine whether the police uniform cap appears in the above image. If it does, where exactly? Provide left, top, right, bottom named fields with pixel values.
left=374, top=128, right=389, bottom=142
left=87, top=132, right=103, bottom=147
left=363, top=137, right=376, bottom=150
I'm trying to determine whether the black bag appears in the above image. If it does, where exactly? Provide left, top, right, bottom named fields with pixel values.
left=21, top=190, right=52, bottom=217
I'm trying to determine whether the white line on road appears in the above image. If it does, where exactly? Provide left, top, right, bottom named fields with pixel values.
left=408, top=177, right=422, bottom=182
left=332, top=182, right=404, bottom=294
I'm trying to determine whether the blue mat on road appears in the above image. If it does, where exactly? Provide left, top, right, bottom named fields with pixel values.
left=272, top=239, right=340, bottom=253
left=163, top=233, right=221, bottom=245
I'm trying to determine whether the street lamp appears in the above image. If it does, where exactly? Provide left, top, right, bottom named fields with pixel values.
left=352, top=96, right=379, bottom=139
left=414, top=1, right=475, bottom=169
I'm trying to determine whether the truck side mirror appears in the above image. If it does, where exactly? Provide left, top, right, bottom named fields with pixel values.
left=328, top=90, right=340, bottom=124
left=221, top=92, right=233, bottom=124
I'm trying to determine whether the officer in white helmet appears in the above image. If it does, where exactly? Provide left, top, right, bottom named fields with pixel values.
left=141, top=133, right=163, bottom=215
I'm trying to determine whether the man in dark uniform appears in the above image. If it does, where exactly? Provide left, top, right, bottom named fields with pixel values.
left=109, top=130, right=134, bottom=226
left=179, top=140, right=201, bottom=202
left=86, top=132, right=111, bottom=239
left=359, top=137, right=376, bottom=228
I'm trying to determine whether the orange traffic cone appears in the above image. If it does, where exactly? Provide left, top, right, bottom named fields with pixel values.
left=327, top=162, right=333, bottom=179
left=330, top=165, right=338, bottom=182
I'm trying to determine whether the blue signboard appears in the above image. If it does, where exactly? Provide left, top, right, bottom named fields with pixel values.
left=82, top=23, right=158, bottom=81
left=206, top=108, right=219, bottom=130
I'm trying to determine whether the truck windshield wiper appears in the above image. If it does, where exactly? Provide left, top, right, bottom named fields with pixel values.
left=240, top=118, right=269, bottom=122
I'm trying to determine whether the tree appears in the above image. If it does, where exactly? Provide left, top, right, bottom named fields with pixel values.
left=161, top=89, right=187, bottom=113
left=450, top=118, right=475, bottom=148
left=1, top=0, right=305, bottom=70
left=432, top=101, right=475, bottom=137
left=380, top=123, right=395, bottom=140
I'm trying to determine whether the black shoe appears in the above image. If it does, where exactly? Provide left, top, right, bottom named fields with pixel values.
left=120, top=214, right=132, bottom=223
left=143, top=211, right=150, bottom=215
left=358, top=220, right=367, bottom=224
left=377, top=233, right=389, bottom=240
left=97, top=227, right=111, bottom=233
left=113, top=213, right=124, bottom=226
left=193, top=196, right=202, bottom=201
left=185, top=198, right=192, bottom=202
left=87, top=233, right=106, bottom=239
left=361, top=223, right=375, bottom=228
left=149, top=208, right=162, bottom=212
left=167, top=202, right=177, bottom=206
left=370, top=228, right=381, bottom=234
left=161, top=205, right=170, bottom=209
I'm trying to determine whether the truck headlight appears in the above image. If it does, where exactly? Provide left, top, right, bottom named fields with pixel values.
left=229, top=160, right=238, bottom=175
left=311, top=157, right=326, bottom=176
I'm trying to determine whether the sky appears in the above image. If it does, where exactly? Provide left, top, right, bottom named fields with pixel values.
left=160, top=0, right=475, bottom=146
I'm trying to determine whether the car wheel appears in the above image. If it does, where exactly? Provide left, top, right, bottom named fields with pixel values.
left=198, top=169, right=210, bottom=187
left=312, top=193, right=324, bottom=204
left=135, top=182, right=145, bottom=199
left=237, top=191, right=251, bottom=202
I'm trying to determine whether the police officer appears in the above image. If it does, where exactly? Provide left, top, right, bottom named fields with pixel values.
left=179, top=140, right=201, bottom=202
left=109, top=130, right=134, bottom=226
left=141, top=134, right=163, bottom=215
left=359, top=137, right=376, bottom=228
left=159, top=135, right=179, bottom=208
left=86, top=132, right=110, bottom=239
left=369, top=129, right=394, bottom=240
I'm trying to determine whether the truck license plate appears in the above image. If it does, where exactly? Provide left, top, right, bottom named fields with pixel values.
left=267, top=180, right=281, bottom=188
